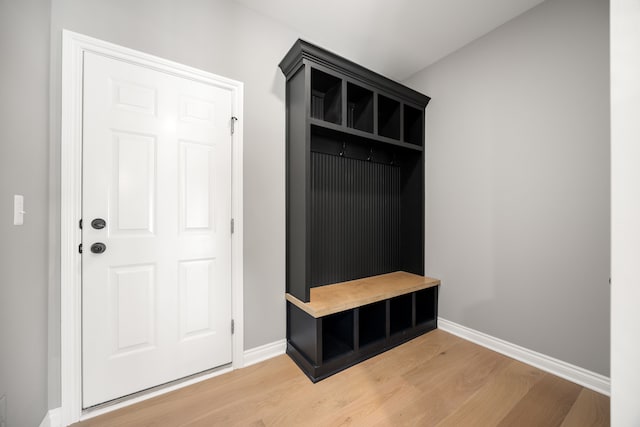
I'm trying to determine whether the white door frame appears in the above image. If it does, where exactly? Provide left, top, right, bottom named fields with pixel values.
left=60, top=30, right=244, bottom=425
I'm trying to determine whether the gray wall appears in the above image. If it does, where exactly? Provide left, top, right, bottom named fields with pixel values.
left=404, top=0, right=610, bottom=375
left=0, top=0, right=51, bottom=425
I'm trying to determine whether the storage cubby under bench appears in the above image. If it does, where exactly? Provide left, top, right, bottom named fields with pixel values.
left=280, top=40, right=440, bottom=382
left=286, top=271, right=440, bottom=382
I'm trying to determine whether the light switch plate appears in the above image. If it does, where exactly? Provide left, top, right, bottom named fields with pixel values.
left=13, top=195, right=24, bottom=225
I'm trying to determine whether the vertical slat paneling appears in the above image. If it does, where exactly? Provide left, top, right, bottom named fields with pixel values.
left=310, top=152, right=401, bottom=287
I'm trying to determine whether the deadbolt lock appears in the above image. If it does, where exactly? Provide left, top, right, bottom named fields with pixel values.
left=90, top=242, right=107, bottom=254
left=91, top=218, right=106, bottom=229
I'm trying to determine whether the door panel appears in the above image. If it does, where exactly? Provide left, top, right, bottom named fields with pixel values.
left=113, top=131, right=156, bottom=233
left=82, top=51, right=232, bottom=408
left=179, top=259, right=216, bottom=339
left=110, top=264, right=156, bottom=354
left=181, top=141, right=214, bottom=231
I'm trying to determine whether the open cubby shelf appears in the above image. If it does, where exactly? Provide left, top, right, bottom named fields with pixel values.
left=378, top=95, right=401, bottom=140
left=322, top=311, right=355, bottom=361
left=390, top=293, right=413, bottom=336
left=347, top=82, right=374, bottom=132
left=359, top=301, right=386, bottom=348
left=403, top=104, right=424, bottom=147
left=280, top=39, right=437, bottom=382
left=416, top=286, right=437, bottom=325
left=311, top=68, right=342, bottom=124
left=307, top=66, right=426, bottom=147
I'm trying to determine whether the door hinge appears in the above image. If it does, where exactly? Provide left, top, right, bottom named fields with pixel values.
left=231, top=218, right=235, bottom=234
left=78, top=243, right=83, bottom=254
left=79, top=219, right=83, bottom=229
left=231, top=319, right=235, bottom=334
left=231, top=116, right=238, bottom=135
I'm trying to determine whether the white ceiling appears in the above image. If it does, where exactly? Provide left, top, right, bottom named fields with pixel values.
left=233, top=0, right=545, bottom=81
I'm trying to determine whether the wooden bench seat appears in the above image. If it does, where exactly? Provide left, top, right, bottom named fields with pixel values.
left=286, top=271, right=440, bottom=318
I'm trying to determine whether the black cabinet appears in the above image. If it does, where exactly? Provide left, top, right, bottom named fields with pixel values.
left=280, top=40, right=438, bottom=382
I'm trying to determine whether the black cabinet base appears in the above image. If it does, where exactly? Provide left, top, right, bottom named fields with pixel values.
left=286, top=300, right=438, bottom=382
left=287, top=325, right=437, bottom=382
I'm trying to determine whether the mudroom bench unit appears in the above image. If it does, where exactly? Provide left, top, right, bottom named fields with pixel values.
left=286, top=272, right=440, bottom=382
left=279, top=39, right=438, bottom=381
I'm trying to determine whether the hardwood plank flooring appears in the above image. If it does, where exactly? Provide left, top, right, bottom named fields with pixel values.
left=560, top=389, right=611, bottom=427
left=496, top=374, right=582, bottom=427
left=74, top=330, right=609, bottom=427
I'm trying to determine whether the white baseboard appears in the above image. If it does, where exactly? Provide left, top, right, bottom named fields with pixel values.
left=39, top=407, right=61, bottom=427
left=438, top=318, right=610, bottom=396
left=243, top=339, right=287, bottom=367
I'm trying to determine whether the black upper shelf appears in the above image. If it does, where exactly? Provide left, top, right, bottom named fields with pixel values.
left=279, top=39, right=431, bottom=109
left=309, top=118, right=423, bottom=152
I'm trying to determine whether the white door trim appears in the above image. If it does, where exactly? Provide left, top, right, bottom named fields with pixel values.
left=60, top=30, right=244, bottom=425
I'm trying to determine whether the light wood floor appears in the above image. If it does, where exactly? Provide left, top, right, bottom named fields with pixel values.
left=75, top=330, right=609, bottom=426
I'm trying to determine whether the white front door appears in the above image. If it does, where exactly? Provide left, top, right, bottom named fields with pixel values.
left=81, top=51, right=233, bottom=408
